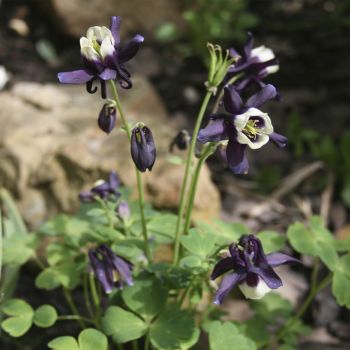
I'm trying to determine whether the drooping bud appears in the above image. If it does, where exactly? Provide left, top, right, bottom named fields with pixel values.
left=117, top=201, right=130, bottom=220
left=169, top=129, right=191, bottom=152
left=131, top=125, right=156, bottom=172
left=98, top=103, right=117, bottom=134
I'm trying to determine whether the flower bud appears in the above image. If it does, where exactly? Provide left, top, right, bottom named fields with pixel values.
left=131, top=125, right=156, bottom=172
left=117, top=201, right=130, bottom=220
left=98, top=103, right=117, bottom=134
left=169, top=129, right=191, bottom=152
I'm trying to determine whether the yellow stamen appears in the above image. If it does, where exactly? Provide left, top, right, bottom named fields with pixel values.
left=242, top=119, right=262, bottom=140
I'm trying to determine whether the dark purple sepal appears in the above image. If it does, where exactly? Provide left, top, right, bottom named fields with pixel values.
left=210, top=257, right=233, bottom=280
left=98, top=104, right=117, bottom=134
left=269, top=132, right=288, bottom=148
left=266, top=252, right=301, bottom=267
left=57, top=70, right=93, bottom=84
left=223, top=85, right=243, bottom=114
left=110, top=16, right=122, bottom=45
left=226, top=140, right=249, bottom=174
left=246, top=84, right=277, bottom=108
left=214, top=272, right=244, bottom=305
left=197, top=118, right=228, bottom=143
left=131, top=126, right=156, bottom=172
left=119, top=34, right=144, bottom=63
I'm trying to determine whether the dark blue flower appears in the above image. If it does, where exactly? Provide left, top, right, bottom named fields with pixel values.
left=211, top=234, right=300, bottom=304
left=131, top=125, right=156, bottom=172
left=198, top=84, right=287, bottom=174
left=227, top=33, right=279, bottom=92
left=57, top=16, right=144, bottom=97
left=79, top=171, right=120, bottom=202
left=88, top=244, right=133, bottom=293
left=98, top=103, right=117, bottom=134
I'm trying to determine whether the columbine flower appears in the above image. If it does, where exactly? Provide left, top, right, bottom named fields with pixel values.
left=227, top=33, right=279, bottom=92
left=169, top=129, right=191, bottom=152
left=131, top=125, right=156, bottom=172
left=57, top=16, right=144, bottom=97
left=79, top=171, right=120, bottom=202
left=88, top=244, right=133, bottom=293
left=211, top=234, right=300, bottom=304
left=197, top=84, right=287, bottom=174
left=98, top=102, right=117, bottom=134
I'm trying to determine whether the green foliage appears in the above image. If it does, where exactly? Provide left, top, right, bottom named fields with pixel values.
left=101, top=306, right=147, bottom=343
left=1, top=299, right=58, bottom=337
left=48, top=329, right=108, bottom=350
left=287, top=216, right=338, bottom=270
left=181, top=228, right=216, bottom=258
left=257, top=230, right=286, bottom=254
left=121, top=274, right=168, bottom=321
left=208, top=321, right=256, bottom=350
left=33, top=305, right=58, bottom=328
left=156, top=0, right=258, bottom=58
left=149, top=305, right=199, bottom=350
left=332, top=253, right=350, bottom=308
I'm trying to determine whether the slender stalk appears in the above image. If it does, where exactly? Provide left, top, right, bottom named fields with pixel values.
left=57, top=315, right=96, bottom=325
left=144, top=331, right=150, bottom=350
left=183, top=143, right=216, bottom=235
left=83, top=271, right=94, bottom=318
left=109, top=81, right=151, bottom=261
left=95, top=197, right=113, bottom=228
left=173, top=91, right=213, bottom=266
left=272, top=273, right=332, bottom=345
left=62, top=287, right=86, bottom=329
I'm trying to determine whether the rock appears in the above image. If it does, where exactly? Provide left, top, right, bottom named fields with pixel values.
left=43, top=0, right=183, bottom=39
left=0, top=78, right=220, bottom=228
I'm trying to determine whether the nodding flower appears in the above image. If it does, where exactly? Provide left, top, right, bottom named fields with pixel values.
left=211, top=234, right=300, bottom=304
left=226, top=32, right=279, bottom=92
left=98, top=103, right=117, bottom=134
left=198, top=84, right=287, bottom=174
left=88, top=244, right=133, bottom=294
left=57, top=16, right=144, bottom=97
left=131, top=125, right=156, bottom=172
left=79, top=171, right=120, bottom=202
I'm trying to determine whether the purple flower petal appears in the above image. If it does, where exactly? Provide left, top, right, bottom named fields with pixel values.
left=109, top=171, right=120, bottom=190
left=119, top=34, right=144, bottom=63
left=110, top=16, right=121, bottom=45
left=79, top=191, right=94, bottom=202
left=198, top=118, right=227, bottom=143
left=269, top=132, right=288, bottom=148
left=99, top=68, right=117, bottom=81
left=243, top=32, right=254, bottom=59
left=266, top=253, right=301, bottom=267
left=111, top=255, right=133, bottom=286
left=214, top=272, right=244, bottom=305
left=223, top=86, right=243, bottom=114
left=226, top=140, right=249, bottom=174
left=57, top=70, right=93, bottom=84
left=246, top=84, right=277, bottom=108
left=211, top=257, right=233, bottom=280
left=254, top=265, right=283, bottom=290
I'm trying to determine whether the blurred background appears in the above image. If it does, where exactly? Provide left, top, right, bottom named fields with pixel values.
left=0, top=0, right=350, bottom=348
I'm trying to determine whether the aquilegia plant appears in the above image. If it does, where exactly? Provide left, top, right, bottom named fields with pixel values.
left=2, top=15, right=350, bottom=350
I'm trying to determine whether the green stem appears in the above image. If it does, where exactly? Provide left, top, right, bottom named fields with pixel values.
left=83, top=271, right=94, bottom=318
left=144, top=331, right=150, bottom=350
left=109, top=81, right=151, bottom=262
left=89, top=272, right=102, bottom=328
left=62, top=287, right=86, bottom=329
left=96, top=197, right=113, bottom=228
left=275, top=273, right=332, bottom=343
left=182, top=143, right=216, bottom=235
left=173, top=91, right=213, bottom=266
left=57, top=315, right=96, bottom=325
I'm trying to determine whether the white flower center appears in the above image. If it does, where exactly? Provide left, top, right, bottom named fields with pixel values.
left=239, top=278, right=272, bottom=299
left=234, top=108, right=273, bottom=149
left=80, top=26, right=115, bottom=61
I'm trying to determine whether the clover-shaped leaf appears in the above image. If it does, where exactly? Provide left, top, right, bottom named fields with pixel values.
left=48, top=329, right=107, bottom=350
left=101, top=306, right=147, bottom=344
left=181, top=229, right=216, bottom=259
left=33, top=305, right=58, bottom=328
left=287, top=216, right=338, bottom=270
left=209, top=321, right=256, bottom=350
left=332, top=253, right=350, bottom=308
left=1, top=299, right=34, bottom=337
